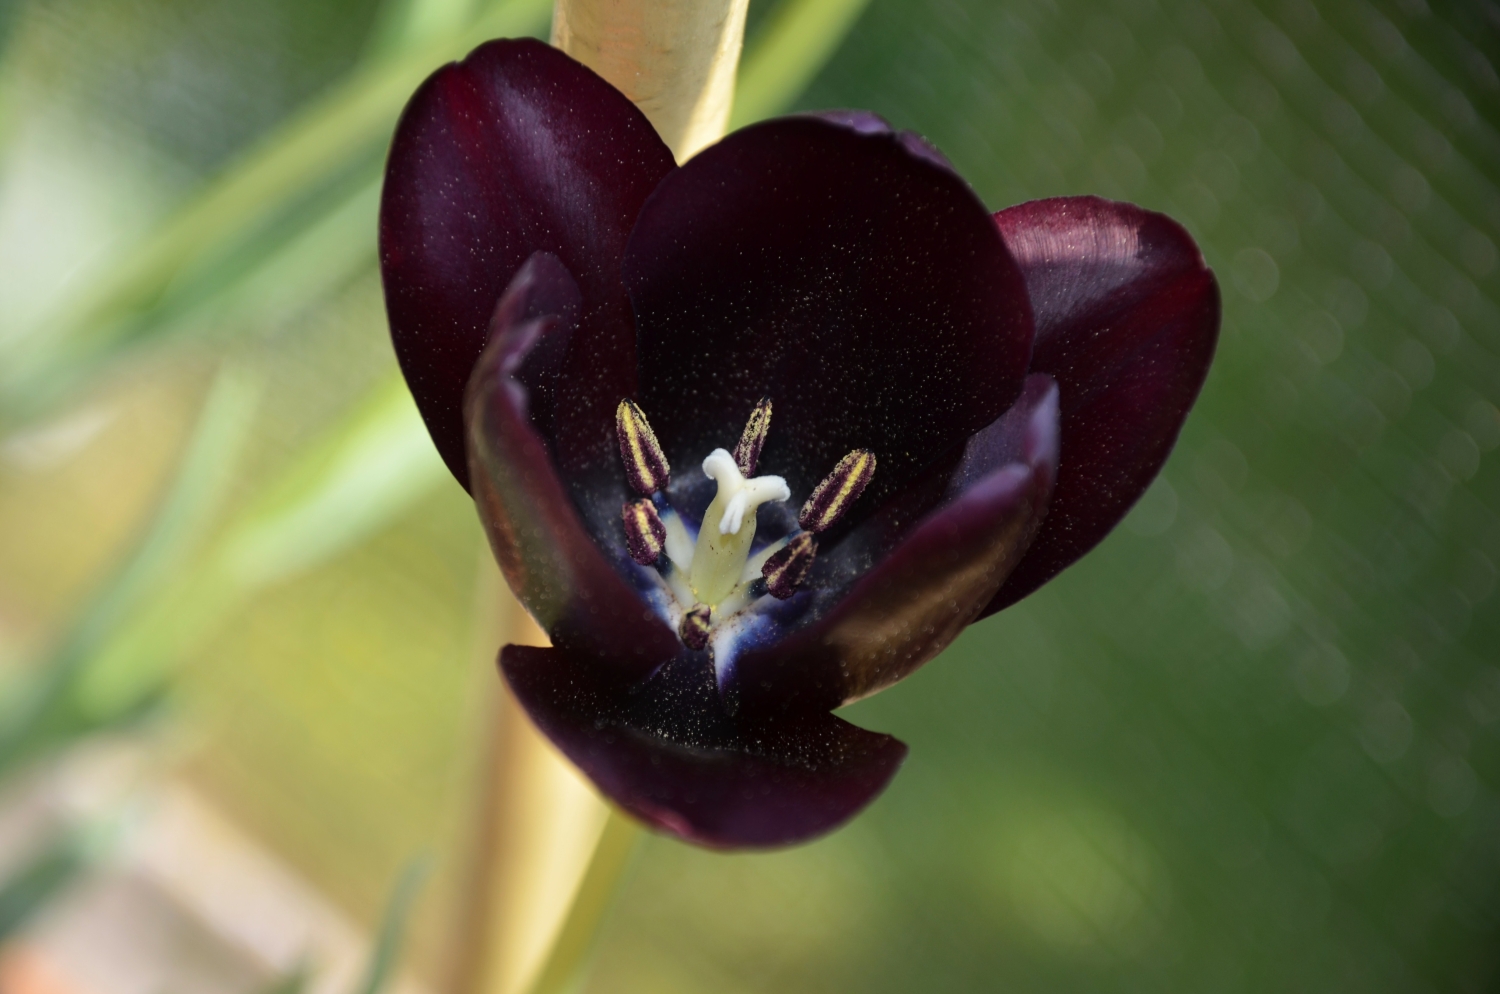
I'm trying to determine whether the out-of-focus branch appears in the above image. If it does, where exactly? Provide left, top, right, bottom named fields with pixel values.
left=443, top=565, right=621, bottom=994
left=1, top=0, right=550, bottom=418
left=552, top=0, right=751, bottom=160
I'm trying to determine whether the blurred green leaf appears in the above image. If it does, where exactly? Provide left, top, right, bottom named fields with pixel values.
left=254, top=968, right=310, bottom=994
left=217, top=374, right=446, bottom=588
left=0, top=815, right=120, bottom=942
left=0, top=834, right=86, bottom=941
left=56, top=365, right=263, bottom=655
left=352, top=859, right=429, bottom=994
left=366, top=0, right=487, bottom=62
left=0, top=682, right=170, bottom=791
left=0, top=363, right=262, bottom=776
left=731, top=0, right=875, bottom=128
left=48, top=0, right=506, bottom=374
left=74, top=372, right=446, bottom=721
left=116, top=157, right=385, bottom=362
left=1, top=0, right=550, bottom=413
left=0, top=0, right=23, bottom=67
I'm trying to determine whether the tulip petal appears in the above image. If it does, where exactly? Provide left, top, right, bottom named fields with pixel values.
left=381, top=37, right=675, bottom=491
left=468, top=255, right=679, bottom=676
left=731, top=375, right=1060, bottom=713
left=501, top=643, right=907, bottom=848
left=985, top=197, right=1220, bottom=614
left=623, top=114, right=1033, bottom=513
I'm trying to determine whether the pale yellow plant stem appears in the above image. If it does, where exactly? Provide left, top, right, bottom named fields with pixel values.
left=450, top=8, right=751, bottom=992
left=447, top=558, right=617, bottom=994
left=552, top=0, right=752, bottom=160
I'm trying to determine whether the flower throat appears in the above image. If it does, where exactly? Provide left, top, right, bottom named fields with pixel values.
left=615, top=397, right=875, bottom=650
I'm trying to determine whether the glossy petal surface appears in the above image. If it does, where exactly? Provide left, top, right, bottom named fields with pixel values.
left=468, top=256, right=678, bottom=675
left=732, top=375, right=1061, bottom=713
left=381, top=37, right=675, bottom=489
left=624, top=115, right=1033, bottom=509
left=986, top=197, right=1219, bottom=613
left=502, top=644, right=907, bottom=848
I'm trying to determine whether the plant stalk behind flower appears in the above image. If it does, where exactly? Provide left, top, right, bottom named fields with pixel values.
left=551, top=0, right=751, bottom=159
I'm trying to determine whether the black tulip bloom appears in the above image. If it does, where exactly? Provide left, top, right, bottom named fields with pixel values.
left=379, top=38, right=1220, bottom=848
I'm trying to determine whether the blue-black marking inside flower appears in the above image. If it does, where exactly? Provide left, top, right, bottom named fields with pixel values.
left=380, top=38, right=1220, bottom=848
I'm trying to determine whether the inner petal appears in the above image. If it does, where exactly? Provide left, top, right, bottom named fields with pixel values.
left=624, top=115, right=1033, bottom=513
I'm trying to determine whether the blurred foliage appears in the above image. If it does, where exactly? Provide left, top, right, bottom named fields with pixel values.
left=255, top=972, right=311, bottom=994
left=0, top=363, right=260, bottom=773
left=354, top=859, right=431, bottom=994
left=732, top=0, right=876, bottom=126
left=589, top=0, right=1500, bottom=991
left=0, top=0, right=1497, bottom=990
left=0, top=829, right=95, bottom=943
left=0, top=0, right=548, bottom=411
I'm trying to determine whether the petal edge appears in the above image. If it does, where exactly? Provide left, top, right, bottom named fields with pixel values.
left=467, top=256, right=679, bottom=676
left=380, top=37, right=675, bottom=490
left=502, top=644, right=908, bottom=849
left=732, top=375, right=1061, bottom=712
left=986, top=197, right=1220, bottom=614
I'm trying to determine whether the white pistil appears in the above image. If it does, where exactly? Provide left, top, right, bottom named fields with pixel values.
left=690, top=449, right=789, bottom=607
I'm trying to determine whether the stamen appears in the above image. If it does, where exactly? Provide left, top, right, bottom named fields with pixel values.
left=621, top=499, right=666, bottom=566
left=680, top=603, right=712, bottom=649
left=762, top=532, right=817, bottom=599
left=733, top=397, right=773, bottom=475
left=630, top=413, right=871, bottom=642
left=799, top=449, right=876, bottom=533
left=616, top=399, right=670, bottom=494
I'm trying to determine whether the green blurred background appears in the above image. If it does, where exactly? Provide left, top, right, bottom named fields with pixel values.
left=0, top=0, right=1497, bottom=989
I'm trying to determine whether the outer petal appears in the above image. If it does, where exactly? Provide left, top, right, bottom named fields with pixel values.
left=623, top=114, right=1033, bottom=509
left=731, top=375, right=1061, bottom=714
left=468, top=255, right=679, bottom=676
left=502, top=644, right=907, bottom=849
left=380, top=37, right=675, bottom=490
left=985, top=197, right=1220, bottom=614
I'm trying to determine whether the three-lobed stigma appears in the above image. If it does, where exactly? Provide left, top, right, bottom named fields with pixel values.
left=689, top=449, right=790, bottom=606
left=615, top=398, right=875, bottom=651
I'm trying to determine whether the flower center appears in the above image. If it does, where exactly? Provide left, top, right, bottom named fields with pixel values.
left=615, top=397, right=876, bottom=652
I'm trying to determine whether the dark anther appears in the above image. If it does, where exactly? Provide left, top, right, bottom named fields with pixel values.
left=622, top=499, right=667, bottom=566
left=762, top=532, right=818, bottom=599
left=680, top=603, right=712, bottom=650
left=799, top=449, right=876, bottom=533
left=616, top=399, right=670, bottom=494
left=733, top=397, right=773, bottom=476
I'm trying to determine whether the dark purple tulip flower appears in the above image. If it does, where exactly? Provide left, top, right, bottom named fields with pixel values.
left=379, top=37, right=1220, bottom=848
